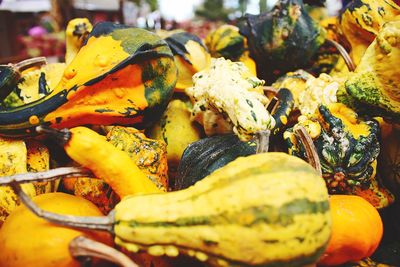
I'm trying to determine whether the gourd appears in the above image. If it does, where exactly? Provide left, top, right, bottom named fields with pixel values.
left=0, top=22, right=177, bottom=137
left=239, top=0, right=326, bottom=83
left=174, top=134, right=256, bottom=190
left=341, top=258, right=394, bottom=267
left=65, top=18, right=93, bottom=65
left=318, top=195, right=383, bottom=266
left=148, top=98, right=203, bottom=180
left=0, top=138, right=36, bottom=225
left=162, top=30, right=210, bottom=91
left=26, top=139, right=58, bottom=194
left=0, top=192, right=112, bottom=267
left=9, top=152, right=332, bottom=267
left=272, top=69, right=314, bottom=109
left=65, top=126, right=168, bottom=213
left=0, top=57, right=47, bottom=104
left=38, top=126, right=162, bottom=198
left=379, top=127, right=400, bottom=198
left=339, top=20, right=400, bottom=123
left=205, top=25, right=256, bottom=75
left=338, top=0, right=400, bottom=66
left=284, top=103, right=394, bottom=208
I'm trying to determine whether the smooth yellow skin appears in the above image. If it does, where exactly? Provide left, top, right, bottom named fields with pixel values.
left=114, top=153, right=331, bottom=266
left=65, top=18, right=93, bottom=65
left=175, top=40, right=211, bottom=91
left=0, top=192, right=111, bottom=267
left=66, top=127, right=162, bottom=198
left=149, top=99, right=202, bottom=170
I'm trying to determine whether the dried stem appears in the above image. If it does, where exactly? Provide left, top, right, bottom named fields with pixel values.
left=0, top=166, right=93, bottom=185
left=36, top=125, right=71, bottom=146
left=293, top=126, right=322, bottom=176
left=263, top=86, right=279, bottom=95
left=10, top=181, right=114, bottom=232
left=326, top=39, right=355, bottom=72
left=69, top=236, right=139, bottom=267
left=14, top=57, right=47, bottom=72
left=255, top=130, right=271, bottom=154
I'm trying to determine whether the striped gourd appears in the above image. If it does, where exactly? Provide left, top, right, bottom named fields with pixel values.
left=0, top=22, right=177, bottom=137
left=113, top=152, right=331, bottom=267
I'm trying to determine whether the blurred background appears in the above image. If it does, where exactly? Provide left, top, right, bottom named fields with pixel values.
left=0, top=0, right=344, bottom=63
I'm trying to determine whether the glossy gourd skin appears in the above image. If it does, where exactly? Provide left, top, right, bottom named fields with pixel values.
left=339, top=20, right=400, bottom=123
left=285, top=103, right=394, bottom=208
left=339, top=0, right=400, bottom=66
left=0, top=193, right=112, bottom=267
left=174, top=134, right=256, bottom=190
left=114, top=153, right=331, bottom=267
left=205, top=25, right=256, bottom=75
left=0, top=22, right=177, bottom=137
left=318, top=195, right=383, bottom=266
left=148, top=98, right=203, bottom=180
left=163, top=31, right=210, bottom=91
left=239, top=0, right=326, bottom=83
left=0, top=66, right=20, bottom=102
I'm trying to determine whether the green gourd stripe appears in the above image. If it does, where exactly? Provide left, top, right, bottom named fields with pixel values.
left=124, top=198, right=329, bottom=228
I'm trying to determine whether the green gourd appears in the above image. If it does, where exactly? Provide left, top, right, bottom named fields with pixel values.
left=0, top=22, right=177, bottom=137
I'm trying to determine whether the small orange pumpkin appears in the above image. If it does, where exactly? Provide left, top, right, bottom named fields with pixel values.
left=318, top=195, right=383, bottom=266
left=0, top=192, right=112, bottom=267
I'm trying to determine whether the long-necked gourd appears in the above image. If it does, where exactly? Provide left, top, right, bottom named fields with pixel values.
left=0, top=22, right=177, bottom=137
left=6, top=151, right=331, bottom=267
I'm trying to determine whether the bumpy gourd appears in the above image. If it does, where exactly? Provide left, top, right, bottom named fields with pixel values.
left=239, top=0, right=326, bottom=83
left=162, top=30, right=210, bottom=91
left=339, top=20, right=400, bottom=123
left=114, top=152, right=331, bottom=267
left=0, top=22, right=177, bottom=137
left=284, top=103, right=394, bottom=208
left=339, top=0, right=400, bottom=66
left=0, top=138, right=36, bottom=225
left=205, top=25, right=256, bottom=75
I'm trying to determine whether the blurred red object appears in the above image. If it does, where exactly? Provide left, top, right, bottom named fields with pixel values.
left=18, top=32, right=65, bottom=59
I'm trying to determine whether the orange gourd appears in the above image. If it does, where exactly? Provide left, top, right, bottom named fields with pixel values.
left=0, top=192, right=112, bottom=267
left=318, top=195, right=383, bottom=266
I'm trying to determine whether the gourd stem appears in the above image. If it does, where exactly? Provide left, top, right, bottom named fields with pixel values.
left=293, top=126, right=322, bottom=176
left=326, top=39, right=355, bottom=72
left=0, top=166, right=94, bottom=185
left=69, top=236, right=139, bottom=267
left=10, top=181, right=114, bottom=232
left=36, top=125, right=71, bottom=145
left=255, top=130, right=271, bottom=153
left=263, top=86, right=279, bottom=95
left=14, top=57, right=47, bottom=72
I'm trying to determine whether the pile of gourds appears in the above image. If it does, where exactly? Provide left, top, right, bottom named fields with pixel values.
left=0, top=0, right=399, bottom=266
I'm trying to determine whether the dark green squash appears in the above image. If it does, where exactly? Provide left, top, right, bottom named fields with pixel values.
left=0, top=66, right=19, bottom=102
left=0, top=57, right=47, bottom=104
left=284, top=103, right=394, bottom=208
left=0, top=22, right=177, bottom=138
left=239, top=0, right=326, bottom=83
left=174, top=134, right=256, bottom=190
left=161, top=30, right=210, bottom=91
